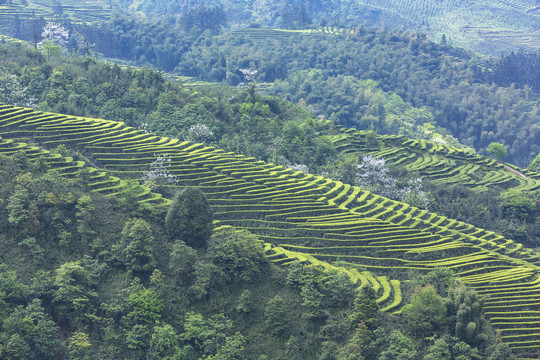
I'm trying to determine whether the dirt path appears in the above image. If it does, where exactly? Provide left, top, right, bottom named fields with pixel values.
left=503, top=164, right=529, bottom=179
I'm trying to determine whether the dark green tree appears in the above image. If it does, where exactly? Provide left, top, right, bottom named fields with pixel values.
left=165, top=187, right=213, bottom=249
left=448, top=285, right=491, bottom=348
left=25, top=299, right=64, bottom=359
left=420, top=267, right=456, bottom=297
left=349, top=286, right=378, bottom=330
left=487, top=332, right=515, bottom=360
left=149, top=323, right=180, bottom=359
left=169, top=240, right=198, bottom=284
left=499, top=190, right=537, bottom=220
left=235, top=290, right=252, bottom=313
left=378, top=330, right=416, bottom=360
left=424, top=336, right=451, bottom=360
left=52, top=261, right=96, bottom=328
left=117, top=218, right=156, bottom=276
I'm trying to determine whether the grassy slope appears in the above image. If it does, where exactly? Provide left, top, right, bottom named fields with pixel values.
left=1, top=104, right=540, bottom=354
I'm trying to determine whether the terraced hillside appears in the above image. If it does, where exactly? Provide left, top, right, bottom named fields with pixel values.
left=356, top=0, right=540, bottom=52
left=328, top=126, right=540, bottom=194
left=225, top=0, right=540, bottom=53
left=1, top=104, right=540, bottom=354
left=0, top=0, right=111, bottom=31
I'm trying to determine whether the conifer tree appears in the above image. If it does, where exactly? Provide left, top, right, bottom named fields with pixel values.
left=165, top=187, right=213, bottom=249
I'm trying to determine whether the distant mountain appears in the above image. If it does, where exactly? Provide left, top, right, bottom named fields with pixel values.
left=2, top=0, right=540, bottom=54
left=118, top=0, right=540, bottom=55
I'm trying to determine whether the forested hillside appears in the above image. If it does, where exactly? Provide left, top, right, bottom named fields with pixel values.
left=1, top=43, right=539, bottom=247
left=1, top=4, right=540, bottom=357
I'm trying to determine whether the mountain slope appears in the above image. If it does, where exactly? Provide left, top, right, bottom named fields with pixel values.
left=1, top=104, right=540, bottom=354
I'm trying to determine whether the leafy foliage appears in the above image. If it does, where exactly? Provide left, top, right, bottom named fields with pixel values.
left=402, top=285, right=447, bottom=337
left=209, top=228, right=267, bottom=282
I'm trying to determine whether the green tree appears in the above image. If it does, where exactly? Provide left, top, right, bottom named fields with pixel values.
left=236, top=290, right=252, bottom=313
left=52, top=261, right=96, bottom=328
left=7, top=188, right=29, bottom=233
left=3, top=333, right=31, bottom=360
left=117, top=218, right=156, bottom=276
left=337, top=322, right=370, bottom=360
left=424, top=336, right=451, bottom=360
left=420, top=268, right=456, bottom=297
left=205, top=332, right=245, bottom=360
left=378, top=330, right=416, bottom=360
left=169, top=240, right=198, bottom=283
left=149, top=323, right=180, bottom=360
left=123, top=283, right=164, bottom=328
left=350, top=286, right=378, bottom=330
left=449, top=285, right=491, bottom=347
left=0, top=264, right=28, bottom=307
left=300, top=277, right=325, bottom=321
left=40, top=40, right=62, bottom=60
left=75, top=195, right=95, bottom=243
left=165, top=187, right=213, bottom=249
left=499, top=190, right=536, bottom=220
left=487, top=335, right=515, bottom=360
left=189, top=260, right=224, bottom=301
left=126, top=324, right=151, bottom=351
left=401, top=285, right=447, bottom=337
left=486, top=142, right=507, bottom=161
left=67, top=332, right=91, bottom=359
left=25, top=299, right=63, bottom=359
left=209, top=228, right=266, bottom=282
left=264, top=295, right=288, bottom=336
left=181, top=312, right=236, bottom=356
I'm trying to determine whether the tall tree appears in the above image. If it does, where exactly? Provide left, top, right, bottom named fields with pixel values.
left=165, top=187, right=213, bottom=249
left=117, top=218, right=156, bottom=276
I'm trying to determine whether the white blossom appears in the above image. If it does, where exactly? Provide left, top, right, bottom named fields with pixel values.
left=355, top=155, right=430, bottom=210
left=38, top=22, right=69, bottom=49
left=238, top=68, right=260, bottom=88
left=0, top=72, right=37, bottom=107
left=290, top=164, right=309, bottom=173
left=184, top=124, right=214, bottom=145
left=141, top=153, right=178, bottom=187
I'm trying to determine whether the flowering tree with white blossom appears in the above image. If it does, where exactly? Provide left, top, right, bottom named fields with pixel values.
left=184, top=124, right=214, bottom=145
left=141, top=153, right=178, bottom=189
left=355, top=155, right=430, bottom=209
left=39, top=22, right=69, bottom=48
left=0, top=72, right=36, bottom=107
left=38, top=22, right=69, bottom=59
